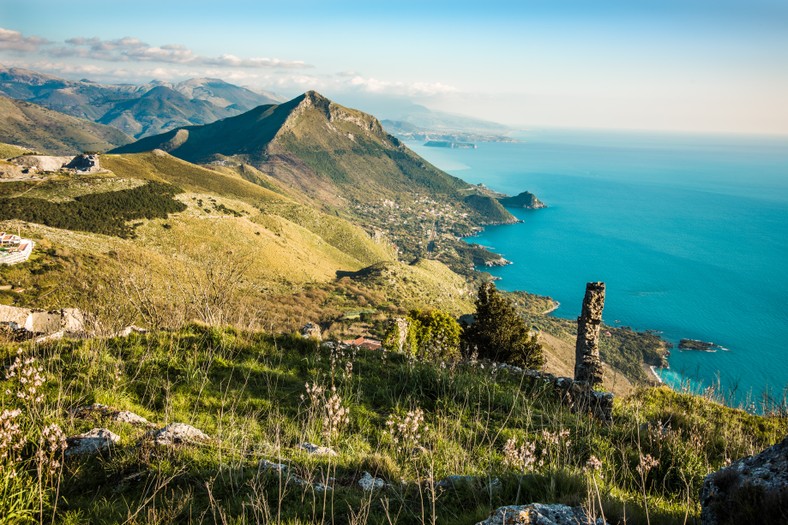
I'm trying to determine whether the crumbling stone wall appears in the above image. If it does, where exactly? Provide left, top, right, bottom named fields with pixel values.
left=574, top=281, right=605, bottom=385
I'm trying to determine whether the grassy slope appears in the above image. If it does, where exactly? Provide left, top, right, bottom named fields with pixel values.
left=0, top=325, right=784, bottom=524
left=0, top=97, right=132, bottom=155
left=0, top=141, right=34, bottom=158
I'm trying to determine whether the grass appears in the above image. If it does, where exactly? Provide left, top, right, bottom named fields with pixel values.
left=0, top=142, right=35, bottom=159
left=0, top=323, right=784, bottom=524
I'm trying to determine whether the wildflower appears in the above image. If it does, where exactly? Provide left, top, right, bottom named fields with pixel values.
left=323, top=391, right=350, bottom=439
left=5, top=354, right=45, bottom=404
left=585, top=455, right=603, bottom=474
left=37, top=423, right=67, bottom=475
left=386, top=407, right=425, bottom=451
left=637, top=453, right=659, bottom=475
left=503, top=437, right=537, bottom=472
left=0, top=408, right=24, bottom=463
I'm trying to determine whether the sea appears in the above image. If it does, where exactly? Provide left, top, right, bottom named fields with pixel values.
left=407, top=129, right=788, bottom=410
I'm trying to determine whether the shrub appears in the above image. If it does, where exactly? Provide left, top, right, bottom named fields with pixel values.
left=463, top=282, right=544, bottom=369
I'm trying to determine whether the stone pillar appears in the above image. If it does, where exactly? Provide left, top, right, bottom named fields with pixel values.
left=574, top=282, right=605, bottom=385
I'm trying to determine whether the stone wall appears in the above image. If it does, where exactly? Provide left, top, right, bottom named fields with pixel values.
left=0, top=305, right=85, bottom=338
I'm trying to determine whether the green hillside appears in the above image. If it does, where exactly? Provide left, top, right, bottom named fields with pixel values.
left=0, top=97, right=132, bottom=155
left=0, top=325, right=784, bottom=524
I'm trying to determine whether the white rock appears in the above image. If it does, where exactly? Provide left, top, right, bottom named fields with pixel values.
left=299, top=442, right=337, bottom=456
left=152, top=423, right=209, bottom=446
left=66, top=428, right=120, bottom=457
left=358, top=471, right=385, bottom=491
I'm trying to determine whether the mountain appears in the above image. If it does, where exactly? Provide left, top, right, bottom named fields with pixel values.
left=112, top=91, right=513, bottom=212
left=0, top=66, right=280, bottom=138
left=0, top=97, right=133, bottom=154
left=97, top=85, right=236, bottom=138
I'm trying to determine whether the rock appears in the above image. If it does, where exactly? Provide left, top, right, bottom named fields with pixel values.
left=65, top=428, right=119, bottom=457
left=700, top=435, right=788, bottom=525
left=152, top=423, right=210, bottom=446
left=300, top=322, right=322, bottom=341
left=358, top=471, right=385, bottom=491
left=9, top=155, right=72, bottom=172
left=299, top=442, right=337, bottom=456
left=0, top=305, right=85, bottom=338
left=114, top=410, right=150, bottom=426
left=476, top=503, right=606, bottom=525
left=259, top=459, right=289, bottom=473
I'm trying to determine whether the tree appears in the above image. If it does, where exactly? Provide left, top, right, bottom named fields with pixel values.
left=463, top=282, right=544, bottom=369
left=386, top=309, right=462, bottom=362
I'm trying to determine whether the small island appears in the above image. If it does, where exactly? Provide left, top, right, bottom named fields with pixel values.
left=679, top=339, right=720, bottom=352
left=424, top=140, right=477, bottom=149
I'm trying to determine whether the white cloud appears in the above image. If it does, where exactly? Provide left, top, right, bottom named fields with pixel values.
left=0, top=28, right=50, bottom=52
left=51, top=34, right=310, bottom=69
left=347, top=75, right=458, bottom=97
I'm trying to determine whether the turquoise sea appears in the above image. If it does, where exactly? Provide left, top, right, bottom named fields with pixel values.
left=408, top=130, right=788, bottom=409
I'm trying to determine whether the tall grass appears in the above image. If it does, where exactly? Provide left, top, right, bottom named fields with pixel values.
left=0, top=324, right=785, bottom=524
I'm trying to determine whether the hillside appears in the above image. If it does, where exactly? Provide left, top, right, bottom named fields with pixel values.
left=0, top=325, right=784, bottom=524
left=0, top=97, right=133, bottom=154
left=0, top=66, right=279, bottom=138
left=111, top=91, right=518, bottom=265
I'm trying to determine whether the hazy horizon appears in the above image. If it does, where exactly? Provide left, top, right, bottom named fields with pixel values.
left=2, top=0, right=787, bottom=136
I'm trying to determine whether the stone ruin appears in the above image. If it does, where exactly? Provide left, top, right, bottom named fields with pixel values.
left=574, top=281, right=605, bottom=385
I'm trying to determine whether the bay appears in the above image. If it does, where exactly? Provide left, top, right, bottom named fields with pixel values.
left=408, top=129, right=788, bottom=409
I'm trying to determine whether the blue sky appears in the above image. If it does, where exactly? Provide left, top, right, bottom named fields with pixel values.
left=1, top=0, right=786, bottom=134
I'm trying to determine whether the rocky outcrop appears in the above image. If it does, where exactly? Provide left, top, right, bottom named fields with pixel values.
left=700, top=435, right=788, bottom=525
left=358, top=471, right=385, bottom=491
left=0, top=305, right=85, bottom=339
left=9, top=155, right=72, bottom=173
left=64, top=153, right=101, bottom=173
left=476, top=503, right=606, bottom=525
left=498, top=191, right=547, bottom=210
left=575, top=282, right=605, bottom=386
left=65, top=428, right=119, bottom=457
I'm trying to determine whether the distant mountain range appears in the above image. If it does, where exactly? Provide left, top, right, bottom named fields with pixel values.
left=0, top=65, right=281, bottom=138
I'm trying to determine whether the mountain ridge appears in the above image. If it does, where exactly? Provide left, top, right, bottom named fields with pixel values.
left=0, top=65, right=281, bottom=138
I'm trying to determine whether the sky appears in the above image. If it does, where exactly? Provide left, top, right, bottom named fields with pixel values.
left=1, top=0, right=787, bottom=134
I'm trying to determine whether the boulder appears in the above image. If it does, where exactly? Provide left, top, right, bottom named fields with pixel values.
left=358, top=471, right=385, bottom=491
left=65, top=428, right=119, bottom=457
left=300, top=322, right=322, bottom=341
left=700, top=435, right=788, bottom=525
left=152, top=423, right=209, bottom=446
left=476, top=503, right=606, bottom=525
